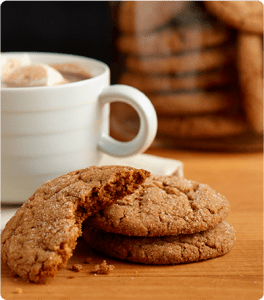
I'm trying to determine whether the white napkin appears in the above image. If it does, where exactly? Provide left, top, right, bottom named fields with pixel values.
left=1, top=153, right=183, bottom=230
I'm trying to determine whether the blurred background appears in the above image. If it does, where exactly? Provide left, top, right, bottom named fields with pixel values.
left=1, top=1, right=113, bottom=66
left=2, top=1, right=263, bottom=152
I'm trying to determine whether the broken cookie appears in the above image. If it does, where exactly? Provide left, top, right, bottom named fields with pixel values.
left=1, top=165, right=150, bottom=283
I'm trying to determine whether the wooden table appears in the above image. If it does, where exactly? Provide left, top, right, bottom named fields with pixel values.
left=2, top=148, right=263, bottom=300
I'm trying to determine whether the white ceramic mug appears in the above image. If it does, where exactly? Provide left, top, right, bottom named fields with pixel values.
left=1, top=52, right=157, bottom=203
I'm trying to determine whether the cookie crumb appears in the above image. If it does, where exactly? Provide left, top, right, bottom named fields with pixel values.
left=15, top=288, right=22, bottom=294
left=71, top=264, right=83, bottom=272
left=84, top=257, right=92, bottom=264
left=68, top=274, right=77, bottom=279
left=94, top=260, right=115, bottom=274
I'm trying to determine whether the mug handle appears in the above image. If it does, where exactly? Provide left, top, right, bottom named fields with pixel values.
left=98, top=84, right=158, bottom=157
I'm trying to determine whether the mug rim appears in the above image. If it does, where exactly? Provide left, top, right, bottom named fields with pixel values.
left=1, top=51, right=110, bottom=91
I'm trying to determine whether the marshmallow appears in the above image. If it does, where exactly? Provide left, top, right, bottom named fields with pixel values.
left=4, top=63, right=65, bottom=87
left=1, top=54, right=31, bottom=81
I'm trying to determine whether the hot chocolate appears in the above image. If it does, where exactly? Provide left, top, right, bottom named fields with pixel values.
left=51, top=62, right=92, bottom=83
left=1, top=58, right=92, bottom=88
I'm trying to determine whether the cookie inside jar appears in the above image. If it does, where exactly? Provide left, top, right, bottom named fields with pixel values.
left=109, top=1, right=263, bottom=152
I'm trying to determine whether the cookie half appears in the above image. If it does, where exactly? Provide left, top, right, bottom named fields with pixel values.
left=86, top=175, right=230, bottom=237
left=83, top=221, right=236, bottom=265
left=204, top=1, right=263, bottom=35
left=1, top=166, right=150, bottom=283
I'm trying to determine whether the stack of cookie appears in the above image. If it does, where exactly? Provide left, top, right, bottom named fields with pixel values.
left=83, top=174, right=236, bottom=265
left=110, top=1, right=263, bottom=151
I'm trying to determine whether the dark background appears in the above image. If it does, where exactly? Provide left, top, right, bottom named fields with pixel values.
left=1, top=1, right=118, bottom=77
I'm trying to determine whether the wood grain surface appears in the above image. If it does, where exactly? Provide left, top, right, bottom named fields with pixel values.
left=1, top=149, right=263, bottom=300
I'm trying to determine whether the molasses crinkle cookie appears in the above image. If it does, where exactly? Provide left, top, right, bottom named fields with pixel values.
left=86, top=175, right=230, bottom=236
left=83, top=221, right=236, bottom=265
left=1, top=165, right=150, bottom=283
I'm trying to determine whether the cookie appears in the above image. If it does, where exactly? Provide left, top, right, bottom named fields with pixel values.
left=1, top=165, right=150, bottom=283
left=237, top=33, right=263, bottom=134
left=85, top=175, right=230, bottom=237
left=110, top=104, right=248, bottom=141
left=83, top=221, right=236, bottom=265
left=147, top=89, right=239, bottom=116
left=119, top=68, right=236, bottom=94
left=158, top=114, right=249, bottom=138
left=157, top=114, right=249, bottom=138
left=111, top=88, right=239, bottom=117
left=111, top=109, right=249, bottom=140
left=125, top=46, right=235, bottom=74
left=154, top=131, right=263, bottom=153
left=117, top=24, right=231, bottom=56
left=110, top=111, right=261, bottom=152
left=204, top=1, right=263, bottom=34
left=118, top=1, right=187, bottom=34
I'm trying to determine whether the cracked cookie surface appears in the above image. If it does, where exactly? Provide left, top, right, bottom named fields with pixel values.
left=1, top=165, right=150, bottom=283
left=85, top=175, right=230, bottom=236
left=83, top=221, right=236, bottom=264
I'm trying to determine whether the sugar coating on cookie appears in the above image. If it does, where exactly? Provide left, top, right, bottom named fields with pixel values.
left=1, top=166, right=150, bottom=283
left=83, top=221, right=236, bottom=265
left=86, top=175, right=230, bottom=236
